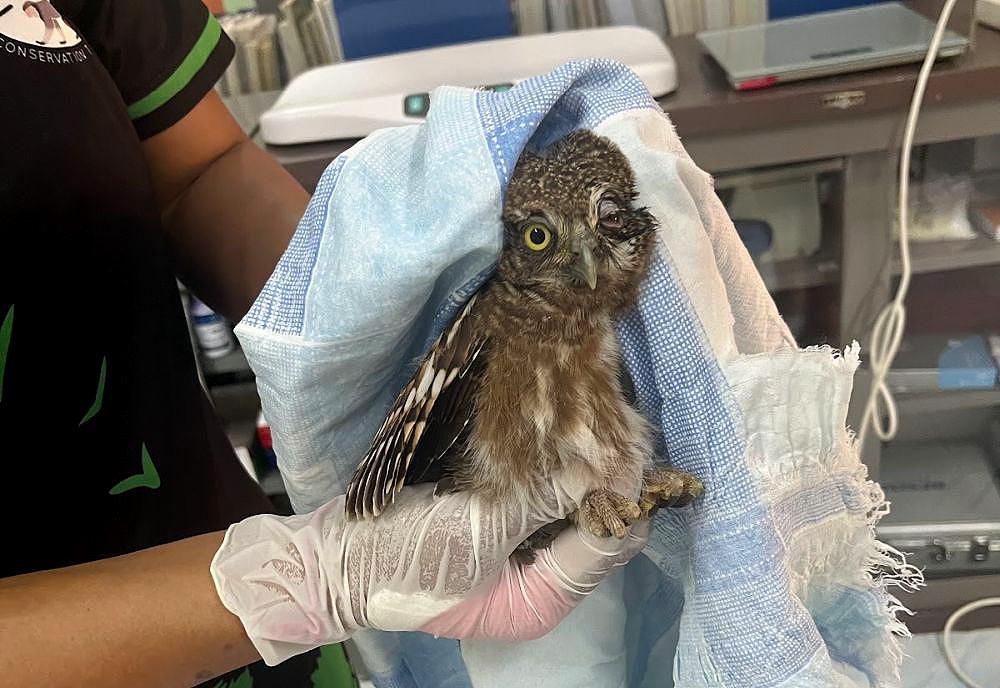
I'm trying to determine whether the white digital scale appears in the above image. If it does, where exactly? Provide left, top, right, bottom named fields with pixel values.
left=260, top=26, right=677, bottom=145
left=697, top=2, right=969, bottom=91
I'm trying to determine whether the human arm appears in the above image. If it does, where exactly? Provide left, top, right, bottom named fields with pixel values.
left=0, top=483, right=646, bottom=685
left=212, top=480, right=646, bottom=664
left=0, top=532, right=258, bottom=688
left=141, top=91, right=308, bottom=321
left=75, top=0, right=307, bottom=322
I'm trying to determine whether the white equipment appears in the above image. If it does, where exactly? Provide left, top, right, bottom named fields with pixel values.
left=697, top=2, right=968, bottom=91
left=260, top=26, right=677, bottom=145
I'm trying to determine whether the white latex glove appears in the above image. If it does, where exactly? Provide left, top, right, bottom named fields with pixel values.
left=211, top=479, right=648, bottom=666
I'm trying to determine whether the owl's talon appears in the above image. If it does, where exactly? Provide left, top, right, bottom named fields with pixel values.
left=605, top=489, right=642, bottom=521
left=640, top=467, right=703, bottom=517
left=579, top=487, right=641, bottom=539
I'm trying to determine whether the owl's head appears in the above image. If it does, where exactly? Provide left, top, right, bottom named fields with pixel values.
left=499, top=129, right=657, bottom=316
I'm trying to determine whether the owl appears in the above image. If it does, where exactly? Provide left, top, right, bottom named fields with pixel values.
left=346, top=129, right=702, bottom=549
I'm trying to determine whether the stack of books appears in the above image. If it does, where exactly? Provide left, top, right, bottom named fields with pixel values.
left=512, top=0, right=768, bottom=37
left=216, top=0, right=343, bottom=96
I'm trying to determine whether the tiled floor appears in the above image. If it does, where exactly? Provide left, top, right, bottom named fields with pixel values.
left=901, top=628, right=1000, bottom=687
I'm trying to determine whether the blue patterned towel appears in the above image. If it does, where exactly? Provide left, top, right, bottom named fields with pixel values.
left=236, top=60, right=921, bottom=688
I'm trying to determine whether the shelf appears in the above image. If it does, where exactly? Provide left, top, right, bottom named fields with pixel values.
left=893, top=236, right=1000, bottom=276
left=713, top=157, right=844, bottom=191
left=905, top=573, right=1000, bottom=635
left=894, top=388, right=1000, bottom=415
left=756, top=253, right=840, bottom=292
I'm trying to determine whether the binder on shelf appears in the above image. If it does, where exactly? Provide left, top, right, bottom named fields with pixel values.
left=632, top=0, right=670, bottom=36
left=703, top=0, right=730, bottom=30
left=574, top=0, right=604, bottom=27
left=313, top=0, right=344, bottom=63
left=731, top=0, right=767, bottom=25
left=604, top=0, right=638, bottom=26
left=276, top=12, right=309, bottom=78
left=547, top=0, right=578, bottom=31
left=663, top=0, right=702, bottom=35
left=222, top=12, right=281, bottom=94
left=515, top=0, right=549, bottom=34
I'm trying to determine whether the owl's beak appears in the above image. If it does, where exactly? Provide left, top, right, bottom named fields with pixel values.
left=571, top=241, right=598, bottom=290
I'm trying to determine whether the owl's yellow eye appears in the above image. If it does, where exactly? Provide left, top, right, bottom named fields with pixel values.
left=523, top=223, right=552, bottom=251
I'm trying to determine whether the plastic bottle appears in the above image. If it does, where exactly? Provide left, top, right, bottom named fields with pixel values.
left=189, top=297, right=236, bottom=359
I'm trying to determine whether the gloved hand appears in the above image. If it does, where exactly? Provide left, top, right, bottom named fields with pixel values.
left=211, top=478, right=649, bottom=665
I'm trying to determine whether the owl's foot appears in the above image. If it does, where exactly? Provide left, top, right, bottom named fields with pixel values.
left=638, top=467, right=703, bottom=517
left=578, top=488, right=642, bottom=539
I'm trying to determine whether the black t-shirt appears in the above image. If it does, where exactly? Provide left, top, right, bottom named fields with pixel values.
left=0, top=2, right=330, bottom=685
left=0, top=0, right=271, bottom=573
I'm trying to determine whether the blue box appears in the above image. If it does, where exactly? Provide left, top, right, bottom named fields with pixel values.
left=333, top=0, right=514, bottom=60
left=938, top=335, right=999, bottom=390
left=768, top=0, right=886, bottom=20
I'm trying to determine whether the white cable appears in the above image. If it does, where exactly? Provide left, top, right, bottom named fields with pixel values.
left=864, top=11, right=1000, bottom=688
left=859, top=0, right=960, bottom=444
left=940, top=597, right=1000, bottom=688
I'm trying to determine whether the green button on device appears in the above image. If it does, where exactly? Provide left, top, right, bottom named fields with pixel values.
left=403, top=93, right=430, bottom=117
left=403, top=83, right=512, bottom=118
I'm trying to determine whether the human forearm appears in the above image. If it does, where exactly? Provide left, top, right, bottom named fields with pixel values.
left=0, top=532, right=258, bottom=688
left=161, top=138, right=308, bottom=321
left=142, top=91, right=309, bottom=322
left=0, top=483, right=649, bottom=685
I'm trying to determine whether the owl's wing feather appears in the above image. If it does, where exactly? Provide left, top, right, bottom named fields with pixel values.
left=346, top=295, right=488, bottom=519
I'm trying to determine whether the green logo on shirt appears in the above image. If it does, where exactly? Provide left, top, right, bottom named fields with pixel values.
left=109, top=443, right=160, bottom=494
left=78, top=356, right=106, bottom=425
left=0, top=305, right=12, bottom=403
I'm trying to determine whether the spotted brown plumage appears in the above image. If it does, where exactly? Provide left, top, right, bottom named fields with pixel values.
left=345, top=295, right=487, bottom=518
left=345, top=129, right=703, bottom=541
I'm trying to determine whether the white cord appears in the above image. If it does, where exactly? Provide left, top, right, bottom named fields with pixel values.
left=865, top=11, right=1000, bottom=688
left=853, top=6, right=1000, bottom=687
left=941, top=597, right=1000, bottom=688
left=858, top=0, right=959, bottom=444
